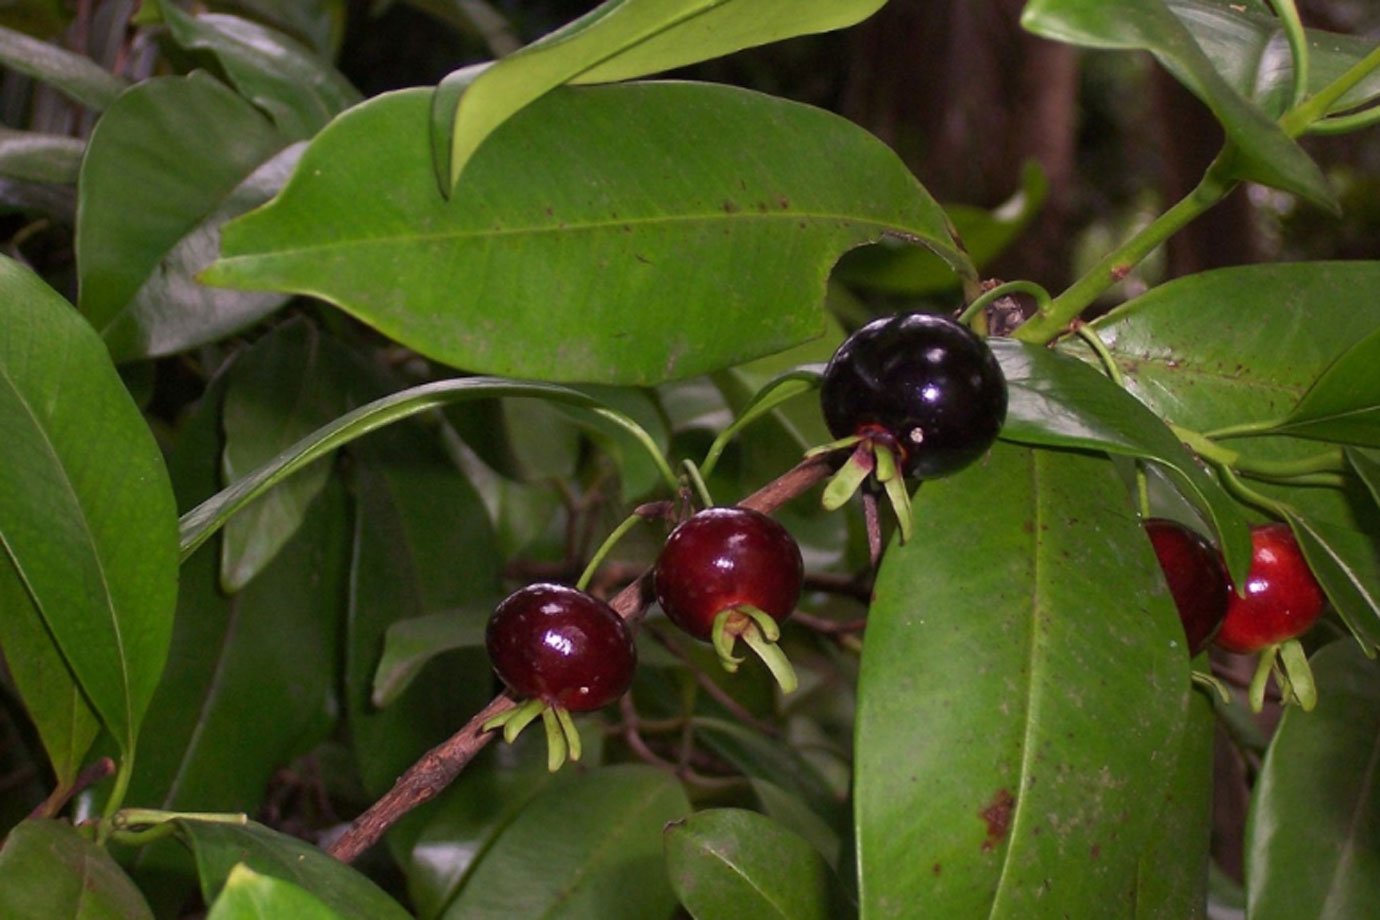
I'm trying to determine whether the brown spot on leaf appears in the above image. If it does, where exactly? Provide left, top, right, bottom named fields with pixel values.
left=722, top=200, right=739, bottom=213
left=979, top=788, right=1016, bottom=852
left=932, top=862, right=942, bottom=876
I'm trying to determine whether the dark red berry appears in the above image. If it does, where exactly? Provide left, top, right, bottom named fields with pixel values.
left=654, top=507, right=803, bottom=640
left=485, top=583, right=636, bottom=711
left=1214, top=524, right=1326, bottom=654
left=820, top=312, right=1007, bottom=479
left=1144, top=518, right=1230, bottom=656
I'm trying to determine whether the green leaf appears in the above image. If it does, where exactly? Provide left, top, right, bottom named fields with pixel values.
left=76, top=71, right=289, bottom=362
left=207, top=864, right=346, bottom=920
left=178, top=819, right=410, bottom=920
left=1284, top=513, right=1380, bottom=651
left=0, top=257, right=177, bottom=756
left=693, top=717, right=844, bottom=830
left=1246, top=640, right=1380, bottom=919
left=0, top=23, right=128, bottom=109
left=1272, top=325, right=1380, bottom=447
left=0, top=819, right=153, bottom=919
left=1348, top=447, right=1380, bottom=508
left=1164, top=0, right=1380, bottom=118
left=749, top=780, right=843, bottom=868
left=1020, top=0, right=1334, bottom=209
left=1133, top=690, right=1213, bottom=918
left=346, top=420, right=502, bottom=798
left=440, top=764, right=690, bottom=919
left=664, top=808, right=851, bottom=920
left=179, top=377, right=671, bottom=559
left=835, top=161, right=1049, bottom=295
left=152, top=0, right=360, bottom=140
left=0, top=127, right=83, bottom=184
left=0, top=553, right=99, bottom=792
left=205, top=0, right=345, bottom=57
left=994, top=337, right=1253, bottom=582
left=220, top=319, right=354, bottom=591
left=436, top=0, right=887, bottom=188
left=205, top=83, right=971, bottom=384
left=855, top=443, right=1189, bottom=917
left=372, top=607, right=490, bottom=707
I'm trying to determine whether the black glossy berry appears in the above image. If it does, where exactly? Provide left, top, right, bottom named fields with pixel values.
left=820, top=312, right=1007, bottom=479
left=654, top=507, right=803, bottom=641
left=485, top=583, right=636, bottom=712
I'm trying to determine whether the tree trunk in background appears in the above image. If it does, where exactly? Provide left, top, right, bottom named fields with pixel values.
left=841, top=0, right=1080, bottom=290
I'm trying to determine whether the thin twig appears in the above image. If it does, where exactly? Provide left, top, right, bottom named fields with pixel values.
left=326, top=455, right=833, bottom=862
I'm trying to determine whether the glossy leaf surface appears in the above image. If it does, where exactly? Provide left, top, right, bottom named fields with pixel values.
left=0, top=819, right=153, bottom=919
left=1273, top=325, right=1380, bottom=447
left=152, top=0, right=360, bottom=140
left=664, top=808, right=851, bottom=920
left=439, top=0, right=887, bottom=187
left=855, top=443, right=1189, bottom=917
left=220, top=319, right=354, bottom=591
left=0, top=258, right=177, bottom=754
left=77, top=72, right=287, bottom=361
left=206, top=83, right=969, bottom=384
left=178, top=819, right=410, bottom=920
left=994, top=337, right=1252, bottom=582
left=1020, top=0, right=1332, bottom=207
left=1246, top=641, right=1380, bottom=919
left=441, top=764, right=690, bottom=919
left=1285, top=513, right=1380, bottom=650
left=0, top=23, right=128, bottom=109
left=206, top=865, right=345, bottom=920
left=372, top=607, right=489, bottom=707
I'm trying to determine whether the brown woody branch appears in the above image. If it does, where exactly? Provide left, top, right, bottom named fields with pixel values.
left=326, top=454, right=834, bottom=863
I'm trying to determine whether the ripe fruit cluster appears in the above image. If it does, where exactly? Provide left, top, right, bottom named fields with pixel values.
left=1145, top=518, right=1327, bottom=711
left=484, top=507, right=805, bottom=769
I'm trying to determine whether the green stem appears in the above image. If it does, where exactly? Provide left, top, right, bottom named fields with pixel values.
left=1219, top=465, right=1296, bottom=520
left=588, top=406, right=679, bottom=495
left=576, top=511, right=646, bottom=592
left=1204, top=417, right=1285, bottom=440
left=1282, top=42, right=1380, bottom=136
left=1310, top=105, right=1380, bottom=135
left=1014, top=158, right=1235, bottom=344
left=1172, top=425, right=1344, bottom=479
left=681, top=459, right=714, bottom=510
left=1074, top=325, right=1125, bottom=387
left=97, top=754, right=134, bottom=842
left=116, top=808, right=248, bottom=828
left=1267, top=0, right=1309, bottom=109
left=109, top=824, right=179, bottom=848
left=958, top=280, right=1053, bottom=328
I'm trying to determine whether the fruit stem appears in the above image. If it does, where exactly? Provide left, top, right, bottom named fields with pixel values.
left=958, top=280, right=1052, bottom=329
left=701, top=369, right=824, bottom=480
left=577, top=511, right=647, bottom=591
left=1248, top=647, right=1278, bottom=713
left=681, top=459, right=715, bottom=510
left=587, top=406, right=681, bottom=495
left=1013, top=156, right=1235, bottom=345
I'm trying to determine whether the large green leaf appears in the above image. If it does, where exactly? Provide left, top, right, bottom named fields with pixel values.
left=1285, top=513, right=1380, bottom=650
left=0, top=553, right=99, bottom=792
left=206, top=865, right=345, bottom=920
left=0, top=819, right=153, bottom=919
left=1272, top=325, right=1380, bottom=447
left=152, top=0, right=360, bottom=140
left=855, top=443, right=1189, bottom=917
left=1020, top=0, right=1333, bottom=208
left=664, top=808, right=851, bottom=920
left=205, top=83, right=970, bottom=385
left=1164, top=0, right=1380, bottom=118
left=345, top=420, right=502, bottom=799
left=440, top=764, right=690, bottom=919
left=178, top=819, right=410, bottom=920
left=372, top=607, right=490, bottom=708
left=0, top=257, right=177, bottom=756
left=1246, top=641, right=1380, bottom=919
left=77, top=71, right=289, bottom=362
left=220, top=319, right=354, bottom=591
left=0, top=23, right=128, bottom=109
left=995, top=337, right=1253, bottom=582
left=437, top=0, right=887, bottom=188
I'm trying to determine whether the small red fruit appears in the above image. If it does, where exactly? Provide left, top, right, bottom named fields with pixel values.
left=486, top=583, right=636, bottom=711
left=1214, top=524, right=1325, bottom=654
left=654, top=507, right=803, bottom=691
left=1144, top=518, right=1230, bottom=656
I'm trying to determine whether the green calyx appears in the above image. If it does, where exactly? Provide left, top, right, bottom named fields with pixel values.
left=710, top=605, right=798, bottom=694
left=819, top=437, right=914, bottom=543
left=1247, top=639, right=1318, bottom=713
left=483, top=697, right=585, bottom=771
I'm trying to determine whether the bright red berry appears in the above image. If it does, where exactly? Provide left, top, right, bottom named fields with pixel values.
left=820, top=312, right=1006, bottom=480
left=1144, top=518, right=1230, bottom=656
left=654, top=507, right=803, bottom=640
left=1214, top=524, right=1326, bottom=654
left=485, top=583, right=636, bottom=712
